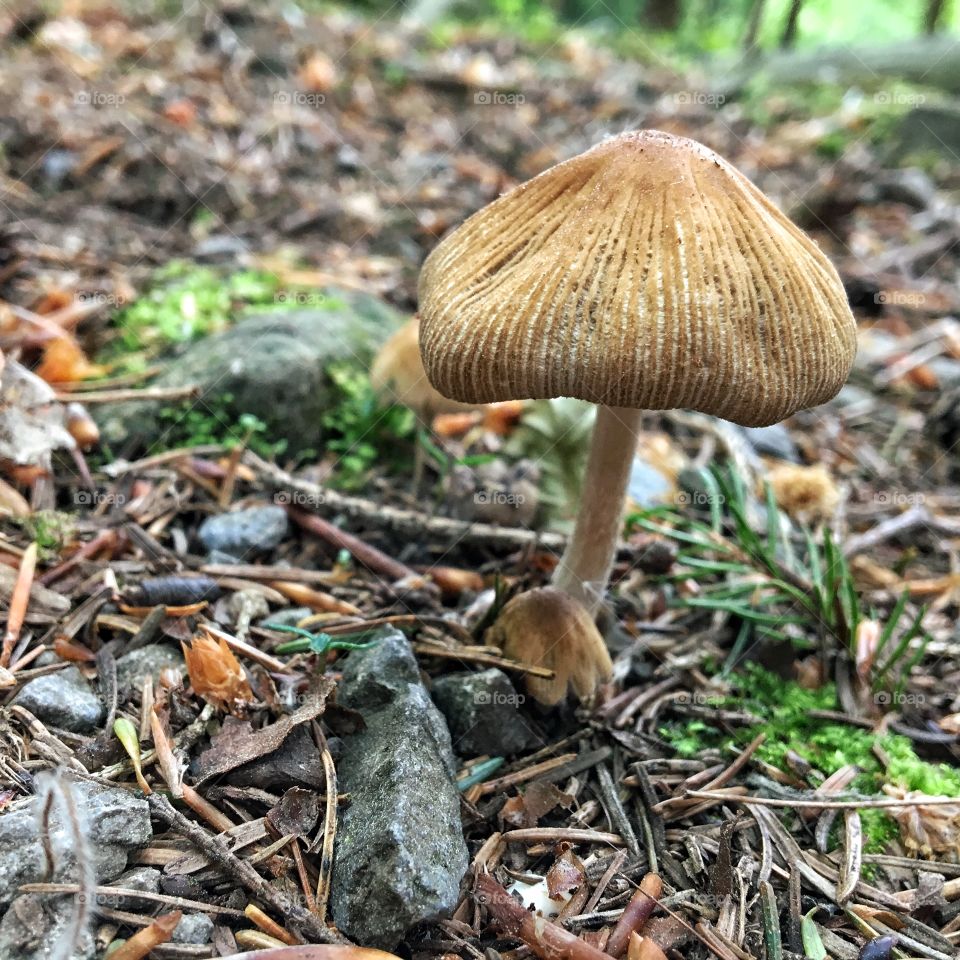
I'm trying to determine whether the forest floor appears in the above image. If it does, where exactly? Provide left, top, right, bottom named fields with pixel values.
left=2, top=3, right=960, bottom=959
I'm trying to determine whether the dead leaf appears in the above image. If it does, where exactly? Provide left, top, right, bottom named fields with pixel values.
left=194, top=681, right=334, bottom=784
left=546, top=849, right=585, bottom=900
left=35, top=334, right=104, bottom=383
left=267, top=787, right=320, bottom=838
left=182, top=634, right=254, bottom=713
left=884, top=785, right=960, bottom=858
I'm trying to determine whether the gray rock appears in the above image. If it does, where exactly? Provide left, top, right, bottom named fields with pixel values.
left=855, top=328, right=900, bottom=370
left=172, top=912, right=214, bottom=944
left=432, top=669, right=541, bottom=757
left=96, top=288, right=405, bottom=454
left=198, top=505, right=288, bottom=558
left=115, top=646, right=184, bottom=691
left=102, top=866, right=161, bottom=911
left=0, top=893, right=94, bottom=960
left=874, top=167, right=937, bottom=208
left=258, top=606, right=314, bottom=628
left=627, top=456, right=674, bottom=508
left=0, top=777, right=152, bottom=906
left=738, top=423, right=800, bottom=463
left=331, top=629, right=468, bottom=948
left=890, top=104, right=960, bottom=164
left=12, top=667, right=104, bottom=733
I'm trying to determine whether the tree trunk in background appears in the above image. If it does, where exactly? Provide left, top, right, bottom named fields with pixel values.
left=742, top=0, right=767, bottom=53
left=642, top=0, right=682, bottom=31
left=779, top=0, right=804, bottom=49
left=923, top=0, right=949, bottom=33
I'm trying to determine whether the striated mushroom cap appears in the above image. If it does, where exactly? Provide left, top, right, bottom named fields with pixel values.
left=486, top=587, right=613, bottom=705
left=419, top=130, right=856, bottom=427
left=371, top=316, right=478, bottom=420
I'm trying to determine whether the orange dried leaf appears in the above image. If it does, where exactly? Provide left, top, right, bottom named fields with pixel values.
left=182, top=634, right=253, bottom=712
left=35, top=334, right=105, bottom=383
left=432, top=411, right=481, bottom=437
left=483, top=400, right=525, bottom=435
left=163, top=98, right=197, bottom=126
left=299, top=53, right=337, bottom=92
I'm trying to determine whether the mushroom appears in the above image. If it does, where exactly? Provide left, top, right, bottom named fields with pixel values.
left=371, top=315, right=479, bottom=487
left=486, top=586, right=612, bottom=706
left=371, top=316, right=478, bottom=424
left=418, top=130, right=856, bottom=699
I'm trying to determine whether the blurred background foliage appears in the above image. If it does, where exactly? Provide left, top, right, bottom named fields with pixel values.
left=332, top=0, right=957, bottom=56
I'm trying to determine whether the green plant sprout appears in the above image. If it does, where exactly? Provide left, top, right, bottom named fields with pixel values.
left=630, top=465, right=928, bottom=692
left=264, top=623, right=382, bottom=656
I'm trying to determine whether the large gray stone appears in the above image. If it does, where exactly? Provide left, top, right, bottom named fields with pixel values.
left=0, top=777, right=152, bottom=906
left=115, top=645, right=184, bottom=691
left=12, top=667, right=104, bottom=733
left=96, top=288, right=404, bottom=455
left=432, top=669, right=541, bottom=757
left=198, top=505, right=288, bottom=558
left=890, top=104, right=960, bottom=165
left=331, top=629, right=468, bottom=948
left=0, top=893, right=94, bottom=960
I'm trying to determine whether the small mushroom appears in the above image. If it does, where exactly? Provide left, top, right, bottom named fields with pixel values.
left=371, top=315, right=479, bottom=488
left=486, top=587, right=612, bottom=706
left=419, top=130, right=856, bottom=700
left=371, top=315, right=478, bottom=423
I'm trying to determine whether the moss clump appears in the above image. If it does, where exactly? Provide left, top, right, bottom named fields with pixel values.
left=15, top=510, right=76, bottom=562
left=157, top=401, right=287, bottom=460
left=661, top=664, right=960, bottom=855
left=321, top=363, right=414, bottom=489
left=110, top=263, right=282, bottom=355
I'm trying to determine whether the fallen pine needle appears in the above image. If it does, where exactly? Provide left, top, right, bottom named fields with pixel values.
left=476, top=871, right=613, bottom=960
left=245, top=903, right=298, bottom=945
left=1, top=541, right=37, bottom=667
left=606, top=874, right=663, bottom=958
left=106, top=910, right=181, bottom=960
left=685, top=790, right=960, bottom=809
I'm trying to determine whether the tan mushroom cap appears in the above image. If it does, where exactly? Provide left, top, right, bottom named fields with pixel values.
left=418, top=130, right=857, bottom=427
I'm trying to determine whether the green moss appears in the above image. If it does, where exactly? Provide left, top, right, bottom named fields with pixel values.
left=321, top=362, right=414, bottom=489
left=157, top=397, right=287, bottom=460
left=15, top=510, right=76, bottom=562
left=660, top=665, right=960, bottom=855
left=108, top=263, right=281, bottom=356
left=99, top=261, right=347, bottom=370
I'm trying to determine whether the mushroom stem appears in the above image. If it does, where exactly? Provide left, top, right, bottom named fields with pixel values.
left=552, top=405, right=643, bottom=616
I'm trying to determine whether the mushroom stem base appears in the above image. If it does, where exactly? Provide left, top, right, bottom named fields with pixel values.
left=552, top=405, right=643, bottom=616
